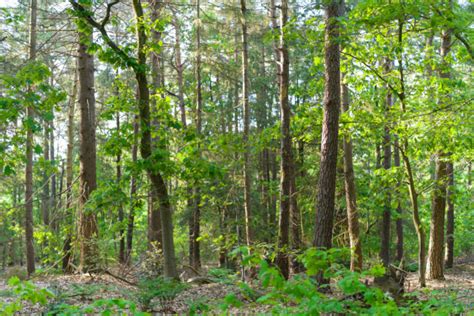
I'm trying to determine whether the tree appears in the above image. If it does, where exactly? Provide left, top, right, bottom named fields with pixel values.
left=313, top=0, right=342, bottom=257
left=25, top=0, right=38, bottom=277
left=240, top=0, right=252, bottom=247
left=445, top=161, right=454, bottom=268
left=276, top=0, right=291, bottom=280
left=77, top=0, right=99, bottom=271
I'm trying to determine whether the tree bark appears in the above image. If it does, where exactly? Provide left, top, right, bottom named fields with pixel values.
left=41, top=122, right=50, bottom=227
left=276, top=0, right=291, bottom=280
left=126, top=116, right=139, bottom=264
left=25, top=0, right=37, bottom=277
left=313, top=0, right=342, bottom=253
left=445, top=162, right=454, bottom=268
left=62, top=69, right=77, bottom=273
left=77, top=13, right=98, bottom=271
left=116, top=111, right=125, bottom=264
left=240, top=0, right=253, bottom=247
left=341, top=80, right=363, bottom=272
left=380, top=58, right=392, bottom=268
left=394, top=136, right=404, bottom=263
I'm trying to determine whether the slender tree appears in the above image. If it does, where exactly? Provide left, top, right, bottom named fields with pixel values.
left=445, top=161, right=454, bottom=268
left=25, top=0, right=38, bottom=276
left=240, top=0, right=252, bottom=247
left=276, top=0, right=291, bottom=280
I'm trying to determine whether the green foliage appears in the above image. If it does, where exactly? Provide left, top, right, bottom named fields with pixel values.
left=136, top=276, right=187, bottom=311
left=0, top=277, right=53, bottom=315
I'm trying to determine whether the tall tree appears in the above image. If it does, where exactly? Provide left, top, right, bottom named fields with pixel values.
left=240, top=0, right=252, bottom=247
left=313, top=0, right=342, bottom=262
left=25, top=0, right=38, bottom=277
left=77, top=0, right=99, bottom=271
left=380, top=58, right=392, bottom=268
left=276, top=0, right=291, bottom=280
left=341, top=78, right=362, bottom=272
left=190, top=0, right=202, bottom=270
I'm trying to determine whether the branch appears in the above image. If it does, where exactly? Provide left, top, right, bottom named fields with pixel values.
left=69, top=0, right=135, bottom=69
left=341, top=50, right=404, bottom=101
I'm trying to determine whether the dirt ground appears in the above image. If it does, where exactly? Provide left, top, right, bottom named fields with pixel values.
left=1, top=260, right=473, bottom=314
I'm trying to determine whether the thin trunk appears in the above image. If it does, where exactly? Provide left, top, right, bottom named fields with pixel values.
left=394, top=136, right=404, bottom=262
left=276, top=0, right=291, bottom=280
left=50, top=120, right=57, bottom=230
left=116, top=111, right=125, bottom=264
left=341, top=80, right=362, bottom=272
left=148, top=0, right=163, bottom=250
left=78, top=12, right=98, bottom=271
left=25, top=0, right=37, bottom=276
left=126, top=117, right=139, bottom=264
left=41, top=123, right=50, bottom=226
left=63, top=70, right=77, bottom=273
left=445, top=162, right=454, bottom=268
left=313, top=0, right=342, bottom=254
left=133, top=0, right=178, bottom=279
left=240, top=0, right=252, bottom=247
left=189, top=0, right=202, bottom=270
left=380, top=58, right=392, bottom=268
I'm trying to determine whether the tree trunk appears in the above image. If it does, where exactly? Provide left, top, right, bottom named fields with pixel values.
left=189, top=0, right=202, bottom=270
left=126, top=117, right=139, bottom=264
left=50, top=120, right=58, bottom=231
left=41, top=124, right=50, bottom=227
left=275, top=0, right=291, bottom=280
left=427, top=154, right=448, bottom=279
left=341, top=80, right=362, bottom=272
left=116, top=111, right=125, bottom=264
left=313, top=0, right=342, bottom=253
left=62, top=69, right=77, bottom=273
left=445, top=162, right=454, bottom=268
left=240, top=0, right=252, bottom=247
left=78, top=18, right=99, bottom=271
left=147, top=0, right=163, bottom=251
left=25, top=0, right=37, bottom=277
left=380, top=59, right=392, bottom=268
left=133, top=0, right=177, bottom=279
left=394, top=136, right=404, bottom=263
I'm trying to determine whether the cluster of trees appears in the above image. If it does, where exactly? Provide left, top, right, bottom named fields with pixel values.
left=0, top=0, right=472, bottom=287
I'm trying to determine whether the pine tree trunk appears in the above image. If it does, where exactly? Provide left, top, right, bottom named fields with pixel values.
left=41, top=123, right=50, bottom=226
left=313, top=0, right=342, bottom=256
left=126, top=117, right=139, bottom=264
left=78, top=16, right=98, bottom=271
left=116, top=111, right=125, bottom=264
left=25, top=0, right=37, bottom=277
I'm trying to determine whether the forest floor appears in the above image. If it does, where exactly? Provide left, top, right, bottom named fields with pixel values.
left=1, top=259, right=473, bottom=314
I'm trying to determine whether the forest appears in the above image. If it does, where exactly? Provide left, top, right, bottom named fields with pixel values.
left=0, top=0, right=473, bottom=314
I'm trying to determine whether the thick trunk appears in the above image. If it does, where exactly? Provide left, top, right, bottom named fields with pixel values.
left=445, top=162, right=454, bottom=268
left=276, top=0, right=291, bottom=280
left=25, top=0, right=37, bottom=276
left=427, top=155, right=447, bottom=279
left=240, top=0, right=252, bottom=247
left=78, top=23, right=98, bottom=272
left=313, top=0, right=342, bottom=252
left=341, top=81, right=362, bottom=272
